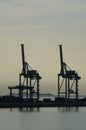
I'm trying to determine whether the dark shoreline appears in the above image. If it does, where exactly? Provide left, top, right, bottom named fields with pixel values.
left=0, top=100, right=86, bottom=108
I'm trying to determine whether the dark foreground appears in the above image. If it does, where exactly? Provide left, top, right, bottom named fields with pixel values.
left=0, top=96, right=86, bottom=108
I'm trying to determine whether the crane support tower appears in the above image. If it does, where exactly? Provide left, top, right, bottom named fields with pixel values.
left=58, top=45, right=81, bottom=100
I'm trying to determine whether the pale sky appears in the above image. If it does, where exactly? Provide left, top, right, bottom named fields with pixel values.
left=0, top=0, right=86, bottom=95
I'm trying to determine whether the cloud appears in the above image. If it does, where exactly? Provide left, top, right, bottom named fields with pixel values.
left=0, top=0, right=14, bottom=3
left=0, top=0, right=86, bottom=36
left=65, top=0, right=86, bottom=4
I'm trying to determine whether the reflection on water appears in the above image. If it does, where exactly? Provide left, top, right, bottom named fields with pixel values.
left=10, top=107, right=79, bottom=113
left=58, top=107, right=79, bottom=112
left=10, top=107, right=40, bottom=112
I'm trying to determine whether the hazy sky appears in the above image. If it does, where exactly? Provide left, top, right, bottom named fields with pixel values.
left=0, top=0, right=86, bottom=95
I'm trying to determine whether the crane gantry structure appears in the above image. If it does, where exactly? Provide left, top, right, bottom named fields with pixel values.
left=58, top=45, right=81, bottom=100
left=8, top=44, right=41, bottom=101
left=19, top=44, right=41, bottom=101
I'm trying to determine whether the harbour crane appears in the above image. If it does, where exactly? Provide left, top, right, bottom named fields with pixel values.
left=58, top=45, right=81, bottom=100
left=8, top=44, right=41, bottom=101
left=19, top=44, right=42, bottom=100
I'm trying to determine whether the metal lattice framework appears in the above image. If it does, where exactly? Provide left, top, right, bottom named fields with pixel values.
left=58, top=45, right=81, bottom=100
left=8, top=44, right=41, bottom=101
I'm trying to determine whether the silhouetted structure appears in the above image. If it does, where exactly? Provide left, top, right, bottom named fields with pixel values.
left=58, top=45, right=81, bottom=100
left=6, top=44, right=86, bottom=108
left=8, top=44, right=41, bottom=101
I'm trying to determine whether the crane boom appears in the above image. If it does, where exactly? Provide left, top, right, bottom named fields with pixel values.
left=21, top=44, right=26, bottom=75
left=59, top=45, right=64, bottom=74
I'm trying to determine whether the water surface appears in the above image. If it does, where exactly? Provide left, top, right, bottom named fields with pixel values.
left=0, top=107, right=86, bottom=130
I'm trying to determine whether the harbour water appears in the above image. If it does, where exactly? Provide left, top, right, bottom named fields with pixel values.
left=0, top=107, right=86, bottom=130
